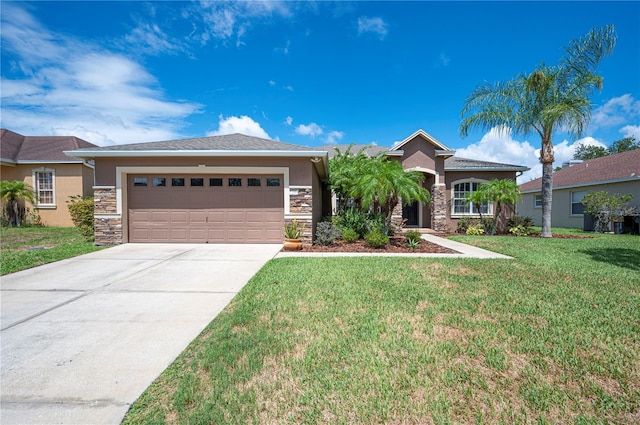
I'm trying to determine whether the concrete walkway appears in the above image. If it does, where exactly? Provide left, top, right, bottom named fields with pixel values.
left=0, top=244, right=281, bottom=425
left=276, top=234, right=512, bottom=259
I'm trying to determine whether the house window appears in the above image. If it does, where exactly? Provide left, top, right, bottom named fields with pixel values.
left=247, top=178, right=261, bottom=187
left=190, top=178, right=204, bottom=187
left=133, top=177, right=148, bottom=187
left=34, top=170, right=55, bottom=206
left=571, top=191, right=587, bottom=215
left=266, top=178, right=281, bottom=187
left=229, top=178, right=242, bottom=187
left=534, top=195, right=542, bottom=208
left=153, top=178, right=166, bottom=187
left=209, top=178, right=223, bottom=187
left=171, top=178, right=185, bottom=187
left=452, top=181, right=489, bottom=215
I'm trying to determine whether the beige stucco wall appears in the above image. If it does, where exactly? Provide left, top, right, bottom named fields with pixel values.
left=94, top=156, right=314, bottom=187
left=518, top=180, right=640, bottom=229
left=0, top=163, right=94, bottom=227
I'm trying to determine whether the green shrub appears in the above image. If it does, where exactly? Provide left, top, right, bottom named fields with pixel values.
left=67, top=195, right=94, bottom=241
left=466, top=223, right=485, bottom=235
left=404, top=230, right=422, bottom=244
left=407, top=238, right=420, bottom=249
left=314, top=221, right=341, bottom=246
left=341, top=228, right=359, bottom=243
left=456, top=217, right=472, bottom=234
left=334, top=207, right=367, bottom=237
left=509, top=225, right=531, bottom=237
left=364, top=229, right=389, bottom=248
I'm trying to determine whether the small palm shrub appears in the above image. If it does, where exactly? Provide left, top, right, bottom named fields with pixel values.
left=404, top=230, right=422, bottom=244
left=341, top=228, right=359, bottom=243
left=364, top=229, right=389, bottom=248
left=314, top=221, right=341, bottom=246
left=334, top=207, right=367, bottom=237
left=408, top=238, right=420, bottom=249
left=466, top=223, right=485, bottom=235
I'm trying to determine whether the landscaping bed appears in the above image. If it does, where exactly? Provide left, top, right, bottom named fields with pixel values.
left=299, top=235, right=458, bottom=253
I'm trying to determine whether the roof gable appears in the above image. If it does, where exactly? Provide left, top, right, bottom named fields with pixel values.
left=390, top=129, right=452, bottom=152
left=1, top=129, right=97, bottom=162
left=519, top=149, right=640, bottom=192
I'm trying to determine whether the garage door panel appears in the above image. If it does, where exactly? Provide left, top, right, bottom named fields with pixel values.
left=129, top=174, right=284, bottom=243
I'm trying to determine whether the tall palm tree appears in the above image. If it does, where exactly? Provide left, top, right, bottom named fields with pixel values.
left=460, top=25, right=616, bottom=237
left=1, top=180, right=37, bottom=227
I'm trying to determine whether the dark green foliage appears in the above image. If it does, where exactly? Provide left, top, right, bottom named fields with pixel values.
left=404, top=230, right=422, bottom=244
left=67, top=195, right=94, bottom=241
left=581, top=191, right=636, bottom=233
left=507, top=215, right=535, bottom=235
left=573, top=144, right=608, bottom=160
left=333, top=207, right=368, bottom=237
left=364, top=229, right=389, bottom=248
left=314, top=221, right=342, bottom=246
left=1, top=180, right=36, bottom=227
left=341, top=228, right=359, bottom=243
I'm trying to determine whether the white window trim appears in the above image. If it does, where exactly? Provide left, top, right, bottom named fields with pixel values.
left=450, top=178, right=492, bottom=217
left=32, top=167, right=56, bottom=208
left=534, top=194, right=542, bottom=209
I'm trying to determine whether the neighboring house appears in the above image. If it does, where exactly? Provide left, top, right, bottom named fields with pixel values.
left=68, top=129, right=528, bottom=245
left=518, top=149, right=640, bottom=229
left=0, top=129, right=97, bottom=226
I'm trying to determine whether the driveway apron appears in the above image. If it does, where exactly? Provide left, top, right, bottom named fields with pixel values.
left=0, top=243, right=281, bottom=425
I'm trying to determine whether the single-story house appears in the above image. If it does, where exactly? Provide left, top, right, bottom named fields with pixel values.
left=0, top=129, right=97, bottom=226
left=68, top=129, right=529, bottom=245
left=517, top=149, right=640, bottom=229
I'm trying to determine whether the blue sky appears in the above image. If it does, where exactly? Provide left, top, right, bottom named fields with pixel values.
left=1, top=1, right=639, bottom=182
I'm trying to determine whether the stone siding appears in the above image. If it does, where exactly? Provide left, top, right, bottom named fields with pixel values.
left=94, top=188, right=117, bottom=214
left=285, top=217, right=313, bottom=244
left=94, top=217, right=122, bottom=246
left=289, top=188, right=313, bottom=214
left=431, top=184, right=447, bottom=232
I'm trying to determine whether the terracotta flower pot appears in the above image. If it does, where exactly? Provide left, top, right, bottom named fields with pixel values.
left=283, top=238, right=303, bottom=251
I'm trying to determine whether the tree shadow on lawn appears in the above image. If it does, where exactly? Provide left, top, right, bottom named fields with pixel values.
left=579, top=247, right=640, bottom=272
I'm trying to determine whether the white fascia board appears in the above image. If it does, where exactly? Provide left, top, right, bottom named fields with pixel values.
left=390, top=129, right=451, bottom=151
left=384, top=151, right=404, bottom=156
left=445, top=166, right=530, bottom=172
left=13, top=159, right=84, bottom=164
left=66, top=149, right=328, bottom=158
left=435, top=149, right=456, bottom=157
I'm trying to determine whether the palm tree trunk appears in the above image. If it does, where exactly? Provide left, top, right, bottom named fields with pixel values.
left=541, top=161, right=553, bottom=238
left=491, top=203, right=501, bottom=235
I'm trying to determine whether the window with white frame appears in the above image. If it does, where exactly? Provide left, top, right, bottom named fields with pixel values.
left=452, top=181, right=490, bottom=215
left=571, top=191, right=587, bottom=215
left=534, top=195, right=542, bottom=208
left=33, top=169, right=55, bottom=206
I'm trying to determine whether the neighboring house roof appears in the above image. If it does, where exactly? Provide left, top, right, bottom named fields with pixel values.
left=520, top=149, right=640, bottom=193
left=1, top=129, right=97, bottom=164
left=444, top=156, right=530, bottom=172
left=314, top=144, right=390, bottom=158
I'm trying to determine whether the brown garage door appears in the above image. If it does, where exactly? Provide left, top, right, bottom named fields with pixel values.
left=128, top=174, right=284, bottom=243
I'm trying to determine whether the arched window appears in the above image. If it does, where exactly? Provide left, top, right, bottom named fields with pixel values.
left=452, top=180, right=490, bottom=215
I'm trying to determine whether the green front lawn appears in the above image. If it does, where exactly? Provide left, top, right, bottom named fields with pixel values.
left=123, top=231, right=639, bottom=424
left=0, top=227, right=104, bottom=275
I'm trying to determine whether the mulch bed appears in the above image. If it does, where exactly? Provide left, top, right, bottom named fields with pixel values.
left=297, top=235, right=459, bottom=254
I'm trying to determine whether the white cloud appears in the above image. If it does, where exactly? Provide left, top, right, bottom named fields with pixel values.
left=456, top=126, right=605, bottom=184
left=325, top=131, right=344, bottom=144
left=438, top=52, right=450, bottom=67
left=197, top=1, right=291, bottom=46
left=207, top=115, right=270, bottom=139
left=0, top=4, right=200, bottom=146
left=295, top=122, right=323, bottom=137
left=123, top=22, right=187, bottom=56
left=284, top=116, right=293, bottom=126
left=620, top=125, right=640, bottom=140
left=269, top=80, right=276, bottom=86
left=357, top=16, right=388, bottom=39
left=284, top=85, right=294, bottom=92
left=591, top=94, right=640, bottom=129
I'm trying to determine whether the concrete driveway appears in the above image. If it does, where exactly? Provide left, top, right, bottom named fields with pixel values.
left=0, top=243, right=281, bottom=425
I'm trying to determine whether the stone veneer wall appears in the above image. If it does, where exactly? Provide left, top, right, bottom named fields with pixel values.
left=288, top=188, right=313, bottom=244
left=430, top=184, right=447, bottom=232
left=93, top=187, right=122, bottom=246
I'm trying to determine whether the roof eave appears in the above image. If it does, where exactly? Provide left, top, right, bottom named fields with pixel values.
left=384, top=150, right=404, bottom=157
left=435, top=149, right=456, bottom=157
left=446, top=166, right=530, bottom=172
left=9, top=159, right=84, bottom=164
left=390, top=129, right=451, bottom=151
left=521, top=176, right=640, bottom=193
left=65, top=149, right=328, bottom=159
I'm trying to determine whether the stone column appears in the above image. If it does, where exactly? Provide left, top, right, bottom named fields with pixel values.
left=431, top=184, right=447, bottom=233
left=93, top=187, right=122, bottom=245
left=288, top=187, right=313, bottom=244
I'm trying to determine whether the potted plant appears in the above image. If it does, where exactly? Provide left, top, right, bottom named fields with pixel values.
left=283, top=219, right=304, bottom=251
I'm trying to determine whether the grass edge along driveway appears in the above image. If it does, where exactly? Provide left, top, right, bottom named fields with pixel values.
left=124, top=232, right=639, bottom=424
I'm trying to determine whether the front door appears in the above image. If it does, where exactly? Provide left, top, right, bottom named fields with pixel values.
left=402, top=201, right=419, bottom=226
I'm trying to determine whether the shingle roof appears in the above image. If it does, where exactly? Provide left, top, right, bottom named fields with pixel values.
left=1, top=129, right=97, bottom=162
left=75, top=133, right=311, bottom=152
left=313, top=144, right=390, bottom=158
left=444, top=156, right=529, bottom=171
left=519, top=149, right=640, bottom=192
